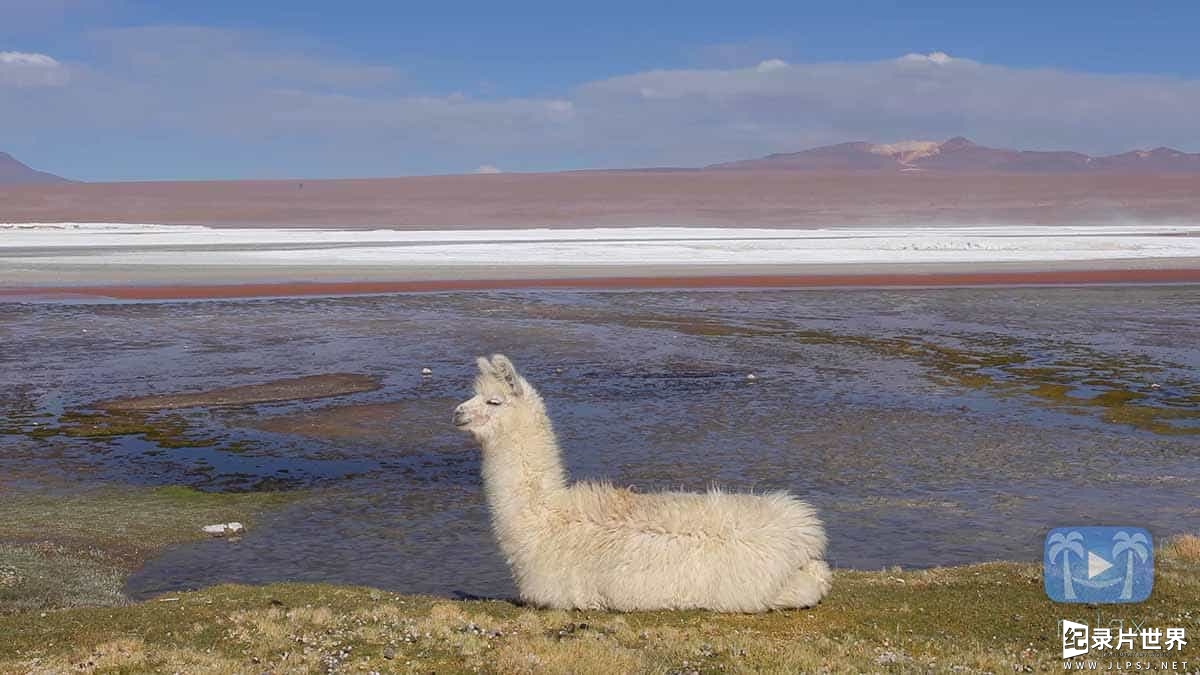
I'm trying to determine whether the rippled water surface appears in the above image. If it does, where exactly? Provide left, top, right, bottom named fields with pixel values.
left=1, top=287, right=1197, bottom=600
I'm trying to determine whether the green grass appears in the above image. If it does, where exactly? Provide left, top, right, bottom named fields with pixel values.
left=0, top=549, right=1195, bottom=674
left=0, top=485, right=294, bottom=567
left=0, top=483, right=1197, bottom=673
left=0, top=543, right=125, bottom=613
left=0, top=485, right=296, bottom=614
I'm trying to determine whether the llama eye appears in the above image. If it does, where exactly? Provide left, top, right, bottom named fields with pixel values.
left=486, top=398, right=503, bottom=406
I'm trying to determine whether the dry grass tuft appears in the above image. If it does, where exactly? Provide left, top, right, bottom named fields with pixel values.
left=1163, top=533, right=1200, bottom=563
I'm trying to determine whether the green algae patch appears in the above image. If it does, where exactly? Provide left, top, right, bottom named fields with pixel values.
left=1091, top=389, right=1146, bottom=406
left=591, top=306, right=1200, bottom=435
left=805, top=330, right=1199, bottom=435
left=100, top=373, right=382, bottom=412
left=0, top=538, right=1196, bottom=674
left=1030, top=382, right=1074, bottom=402
left=21, top=408, right=244, bottom=451
left=1102, top=404, right=1200, bottom=436
left=4, top=373, right=386, bottom=449
left=53, top=409, right=213, bottom=449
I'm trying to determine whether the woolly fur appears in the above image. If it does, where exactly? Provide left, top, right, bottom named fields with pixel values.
left=454, top=355, right=831, bottom=612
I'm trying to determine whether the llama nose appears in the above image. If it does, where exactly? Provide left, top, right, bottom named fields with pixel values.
left=452, top=407, right=469, bottom=427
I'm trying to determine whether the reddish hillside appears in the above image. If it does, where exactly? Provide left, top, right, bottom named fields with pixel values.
left=707, top=137, right=1200, bottom=173
left=0, top=152, right=71, bottom=185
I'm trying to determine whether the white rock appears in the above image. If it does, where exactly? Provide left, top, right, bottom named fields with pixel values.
left=421, top=367, right=433, bottom=376
left=202, top=522, right=246, bottom=537
left=745, top=373, right=758, bottom=381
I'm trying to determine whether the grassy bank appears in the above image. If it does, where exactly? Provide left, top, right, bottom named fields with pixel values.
left=0, top=535, right=1196, bottom=673
left=0, top=485, right=294, bottom=613
left=0, top=482, right=1196, bottom=673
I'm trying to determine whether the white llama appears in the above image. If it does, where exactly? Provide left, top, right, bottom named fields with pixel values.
left=453, top=354, right=832, bottom=612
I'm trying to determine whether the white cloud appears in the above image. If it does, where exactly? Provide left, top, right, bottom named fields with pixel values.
left=474, top=164, right=502, bottom=174
left=755, top=58, right=788, bottom=73
left=0, top=50, right=69, bottom=86
left=6, top=30, right=1200, bottom=177
left=572, top=51, right=1200, bottom=163
left=0, top=51, right=57, bottom=67
left=900, top=51, right=956, bottom=65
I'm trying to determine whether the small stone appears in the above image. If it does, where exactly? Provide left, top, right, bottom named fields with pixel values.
left=420, top=367, right=433, bottom=376
left=202, top=522, right=245, bottom=537
left=383, top=647, right=396, bottom=660
left=875, top=651, right=907, bottom=665
left=745, top=373, right=758, bottom=381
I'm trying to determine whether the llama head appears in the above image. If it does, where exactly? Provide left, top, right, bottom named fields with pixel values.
left=453, top=354, right=541, bottom=442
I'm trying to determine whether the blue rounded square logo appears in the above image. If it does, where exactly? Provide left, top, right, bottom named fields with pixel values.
left=1044, top=527, right=1153, bottom=603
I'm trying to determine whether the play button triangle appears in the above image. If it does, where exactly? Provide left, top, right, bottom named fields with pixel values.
left=1088, top=550, right=1113, bottom=579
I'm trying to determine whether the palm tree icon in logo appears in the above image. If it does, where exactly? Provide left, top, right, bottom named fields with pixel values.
left=1048, top=531, right=1085, bottom=600
left=1112, top=531, right=1149, bottom=600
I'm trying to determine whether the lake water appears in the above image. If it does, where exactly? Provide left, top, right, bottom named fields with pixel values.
left=1, top=286, right=1197, bottom=601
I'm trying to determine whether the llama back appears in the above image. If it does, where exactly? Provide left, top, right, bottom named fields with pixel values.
left=534, top=483, right=826, bottom=611
left=565, top=483, right=824, bottom=553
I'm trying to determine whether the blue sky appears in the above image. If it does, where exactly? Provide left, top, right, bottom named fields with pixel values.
left=3, top=1, right=1199, bottom=180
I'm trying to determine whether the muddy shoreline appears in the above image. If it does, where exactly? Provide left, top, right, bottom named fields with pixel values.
left=5, top=266, right=1200, bottom=301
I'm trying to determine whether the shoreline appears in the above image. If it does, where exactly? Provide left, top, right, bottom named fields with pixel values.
left=4, top=222, right=1200, bottom=299
left=5, top=266, right=1200, bottom=300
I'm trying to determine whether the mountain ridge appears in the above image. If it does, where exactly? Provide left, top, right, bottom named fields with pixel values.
left=705, top=137, right=1200, bottom=173
left=0, top=152, right=72, bottom=184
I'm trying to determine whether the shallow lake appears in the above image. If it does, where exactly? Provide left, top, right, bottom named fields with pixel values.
left=1, top=286, right=1197, bottom=600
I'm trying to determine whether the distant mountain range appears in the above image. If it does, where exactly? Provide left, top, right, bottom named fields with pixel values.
left=0, top=152, right=71, bottom=184
left=4, top=137, right=1200, bottom=185
left=705, top=137, right=1200, bottom=173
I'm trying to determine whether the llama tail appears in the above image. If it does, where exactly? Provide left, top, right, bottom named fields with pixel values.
left=771, top=559, right=832, bottom=609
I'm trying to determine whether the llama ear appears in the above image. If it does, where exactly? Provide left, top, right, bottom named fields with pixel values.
left=490, top=354, right=524, bottom=396
left=476, top=356, right=496, bottom=377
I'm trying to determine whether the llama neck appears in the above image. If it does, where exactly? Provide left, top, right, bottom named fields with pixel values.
left=478, top=407, right=567, bottom=524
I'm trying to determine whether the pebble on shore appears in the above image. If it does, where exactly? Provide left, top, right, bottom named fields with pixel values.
left=202, top=522, right=245, bottom=537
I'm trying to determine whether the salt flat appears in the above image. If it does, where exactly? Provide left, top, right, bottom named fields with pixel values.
left=2, top=222, right=1200, bottom=278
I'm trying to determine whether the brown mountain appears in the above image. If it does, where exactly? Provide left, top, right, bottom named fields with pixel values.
left=0, top=152, right=71, bottom=184
left=706, top=137, right=1200, bottom=173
